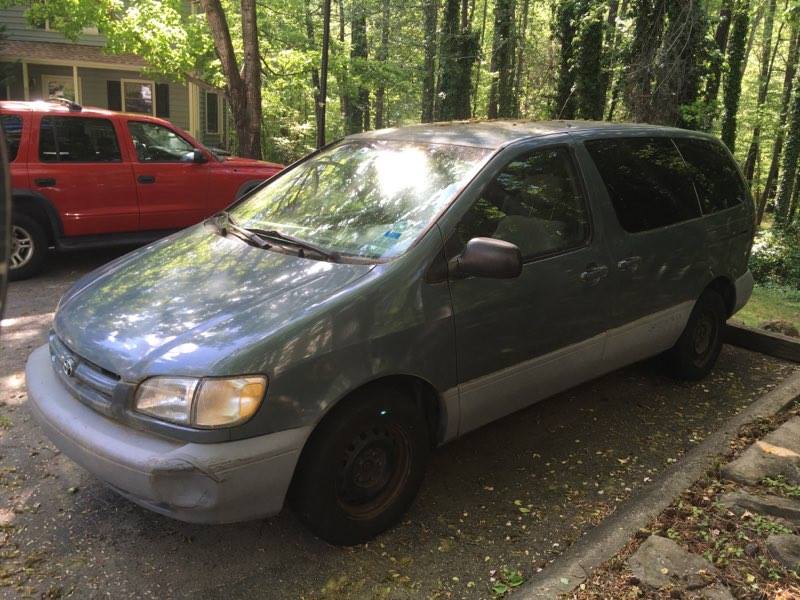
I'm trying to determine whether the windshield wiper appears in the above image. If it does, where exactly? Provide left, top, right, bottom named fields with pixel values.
left=245, top=227, right=340, bottom=261
left=206, top=212, right=270, bottom=249
left=208, top=212, right=338, bottom=261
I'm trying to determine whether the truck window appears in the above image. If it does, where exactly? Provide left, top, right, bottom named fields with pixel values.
left=39, top=117, right=121, bottom=163
left=457, top=146, right=589, bottom=259
left=585, top=137, right=700, bottom=233
left=1, top=115, right=22, bottom=162
left=673, top=138, right=747, bottom=214
left=127, top=121, right=194, bottom=162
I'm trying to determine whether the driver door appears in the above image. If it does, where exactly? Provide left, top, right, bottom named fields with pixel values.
left=447, top=144, right=615, bottom=434
left=126, top=120, right=210, bottom=231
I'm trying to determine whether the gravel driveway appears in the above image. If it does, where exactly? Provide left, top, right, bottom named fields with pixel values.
left=0, top=249, right=796, bottom=599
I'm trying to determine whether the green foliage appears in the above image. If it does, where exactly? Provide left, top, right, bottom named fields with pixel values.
left=749, top=227, right=800, bottom=287
left=762, top=475, right=800, bottom=498
left=720, top=0, right=750, bottom=152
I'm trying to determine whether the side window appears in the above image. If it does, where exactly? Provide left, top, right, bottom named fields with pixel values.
left=1, top=115, right=22, bottom=162
left=674, top=137, right=747, bottom=214
left=127, top=121, right=194, bottom=162
left=457, top=147, right=589, bottom=259
left=585, top=137, right=700, bottom=233
left=38, top=117, right=121, bottom=163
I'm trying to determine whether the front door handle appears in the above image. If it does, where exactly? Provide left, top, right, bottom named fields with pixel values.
left=617, top=256, right=642, bottom=272
left=34, top=177, right=56, bottom=187
left=137, top=175, right=156, bottom=184
left=580, top=264, right=609, bottom=284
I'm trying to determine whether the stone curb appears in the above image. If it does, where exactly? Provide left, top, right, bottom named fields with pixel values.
left=520, top=368, right=800, bottom=599
left=724, top=322, right=800, bottom=363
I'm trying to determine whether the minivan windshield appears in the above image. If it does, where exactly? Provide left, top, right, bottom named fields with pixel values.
left=230, top=140, right=491, bottom=259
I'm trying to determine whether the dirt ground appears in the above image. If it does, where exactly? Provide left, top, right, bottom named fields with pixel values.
left=0, top=248, right=798, bottom=599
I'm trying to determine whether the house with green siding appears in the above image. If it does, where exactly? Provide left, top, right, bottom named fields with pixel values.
left=0, top=5, right=227, bottom=149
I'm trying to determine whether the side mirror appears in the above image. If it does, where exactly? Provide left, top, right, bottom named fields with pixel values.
left=186, top=148, right=207, bottom=164
left=450, top=237, right=522, bottom=279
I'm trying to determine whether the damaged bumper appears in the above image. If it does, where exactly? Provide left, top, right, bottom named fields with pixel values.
left=25, top=345, right=311, bottom=524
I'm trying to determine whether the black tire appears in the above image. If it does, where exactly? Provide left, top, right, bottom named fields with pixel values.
left=663, top=290, right=726, bottom=381
left=9, top=213, right=47, bottom=281
left=290, top=385, right=430, bottom=545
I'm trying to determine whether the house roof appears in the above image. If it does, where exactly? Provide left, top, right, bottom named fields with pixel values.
left=0, top=39, right=145, bottom=68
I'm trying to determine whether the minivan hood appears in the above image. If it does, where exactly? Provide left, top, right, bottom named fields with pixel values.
left=54, top=225, right=374, bottom=379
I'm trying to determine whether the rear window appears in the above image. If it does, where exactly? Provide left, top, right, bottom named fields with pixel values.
left=39, top=116, right=121, bottom=163
left=674, top=137, right=746, bottom=214
left=1, top=115, right=22, bottom=162
left=585, top=137, right=700, bottom=233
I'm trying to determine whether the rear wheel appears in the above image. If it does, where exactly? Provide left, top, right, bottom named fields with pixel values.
left=663, top=290, right=726, bottom=380
left=9, top=213, right=47, bottom=281
left=291, top=386, right=430, bottom=545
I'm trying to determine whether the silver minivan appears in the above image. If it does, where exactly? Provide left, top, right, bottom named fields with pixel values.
left=26, top=121, right=754, bottom=544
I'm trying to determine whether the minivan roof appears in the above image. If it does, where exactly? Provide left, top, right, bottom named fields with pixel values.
left=347, top=119, right=715, bottom=149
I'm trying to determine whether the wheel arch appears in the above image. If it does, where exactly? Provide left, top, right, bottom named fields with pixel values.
left=11, top=189, right=62, bottom=244
left=705, top=275, right=736, bottom=318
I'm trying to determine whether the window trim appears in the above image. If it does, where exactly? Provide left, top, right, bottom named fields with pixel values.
left=126, top=119, right=197, bottom=163
left=121, top=78, right=156, bottom=116
left=37, top=115, right=122, bottom=164
left=462, top=142, right=594, bottom=265
left=205, top=91, right=221, bottom=134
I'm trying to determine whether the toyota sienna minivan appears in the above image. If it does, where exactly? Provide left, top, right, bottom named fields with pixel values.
left=26, top=121, right=754, bottom=545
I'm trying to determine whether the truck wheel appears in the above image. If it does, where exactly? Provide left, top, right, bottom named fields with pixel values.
left=291, top=385, right=430, bottom=545
left=663, top=290, right=726, bottom=381
left=9, top=214, right=47, bottom=281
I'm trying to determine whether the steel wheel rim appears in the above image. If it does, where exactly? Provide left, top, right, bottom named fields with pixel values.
left=10, top=225, right=34, bottom=270
left=336, top=423, right=412, bottom=520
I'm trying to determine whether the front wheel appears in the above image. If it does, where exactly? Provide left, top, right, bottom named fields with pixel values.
left=663, top=290, right=726, bottom=380
left=290, top=386, right=430, bottom=545
left=9, top=214, right=47, bottom=281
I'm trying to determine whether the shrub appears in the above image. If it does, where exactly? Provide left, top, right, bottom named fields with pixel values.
left=749, top=227, right=800, bottom=288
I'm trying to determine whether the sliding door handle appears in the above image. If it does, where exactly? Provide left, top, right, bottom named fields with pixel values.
left=34, top=177, right=56, bottom=187
left=137, top=175, right=156, bottom=184
left=617, top=256, right=642, bottom=272
left=580, top=264, right=609, bottom=284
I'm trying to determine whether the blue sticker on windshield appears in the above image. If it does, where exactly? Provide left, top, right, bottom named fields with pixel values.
left=383, top=231, right=401, bottom=239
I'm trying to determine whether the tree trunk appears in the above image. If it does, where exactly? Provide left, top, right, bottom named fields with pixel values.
left=775, top=57, right=800, bottom=224
left=487, top=0, right=515, bottom=118
left=702, top=0, right=733, bottom=129
left=304, top=0, right=322, bottom=148
left=421, top=0, right=439, bottom=122
left=759, top=22, right=800, bottom=223
left=624, top=0, right=668, bottom=123
left=375, top=0, right=390, bottom=129
left=318, top=0, right=332, bottom=148
left=346, top=4, right=368, bottom=134
left=471, top=0, right=489, bottom=116
left=437, top=0, right=478, bottom=120
left=337, top=0, right=349, bottom=128
left=720, top=0, right=750, bottom=153
left=512, top=0, right=530, bottom=117
left=574, top=1, right=605, bottom=120
left=743, top=0, right=777, bottom=183
left=552, top=0, right=579, bottom=119
left=606, top=0, right=629, bottom=120
left=200, top=0, right=262, bottom=159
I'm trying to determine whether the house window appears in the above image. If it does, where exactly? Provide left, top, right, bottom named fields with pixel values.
left=206, top=92, right=220, bottom=134
left=122, top=79, right=155, bottom=115
left=42, top=75, right=78, bottom=102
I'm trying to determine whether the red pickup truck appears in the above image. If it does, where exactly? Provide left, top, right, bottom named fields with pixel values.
left=0, top=100, right=283, bottom=280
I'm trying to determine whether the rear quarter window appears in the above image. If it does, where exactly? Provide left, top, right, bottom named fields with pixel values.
left=584, top=137, right=700, bottom=233
left=1, top=115, right=23, bottom=162
left=673, top=137, right=747, bottom=214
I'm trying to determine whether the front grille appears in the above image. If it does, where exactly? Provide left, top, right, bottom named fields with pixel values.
left=49, top=333, right=120, bottom=415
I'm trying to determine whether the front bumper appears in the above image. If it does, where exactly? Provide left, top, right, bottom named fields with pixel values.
left=25, top=344, right=312, bottom=524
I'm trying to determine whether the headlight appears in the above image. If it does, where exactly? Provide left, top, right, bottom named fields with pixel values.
left=135, top=375, right=267, bottom=428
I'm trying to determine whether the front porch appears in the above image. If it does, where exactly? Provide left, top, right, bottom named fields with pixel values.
left=0, top=40, right=227, bottom=150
